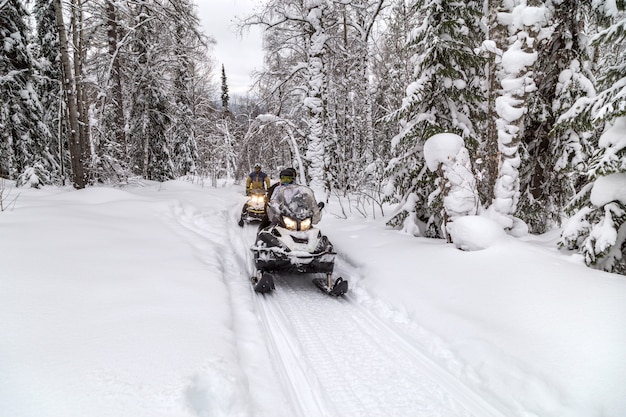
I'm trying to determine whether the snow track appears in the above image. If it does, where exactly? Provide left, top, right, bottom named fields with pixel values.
left=247, top=249, right=509, bottom=417
left=253, top=272, right=505, bottom=417
left=176, top=202, right=507, bottom=417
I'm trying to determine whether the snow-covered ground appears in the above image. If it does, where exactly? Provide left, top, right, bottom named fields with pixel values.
left=1, top=179, right=625, bottom=417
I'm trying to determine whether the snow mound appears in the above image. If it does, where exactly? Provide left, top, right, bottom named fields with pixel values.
left=423, top=133, right=464, bottom=171
left=447, top=215, right=507, bottom=251
left=185, top=363, right=249, bottom=417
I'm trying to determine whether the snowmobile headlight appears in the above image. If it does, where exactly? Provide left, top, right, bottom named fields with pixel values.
left=283, top=216, right=298, bottom=230
left=300, top=218, right=312, bottom=231
left=250, top=195, right=265, bottom=204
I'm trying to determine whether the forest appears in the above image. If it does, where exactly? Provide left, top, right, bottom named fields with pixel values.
left=1, top=0, right=625, bottom=274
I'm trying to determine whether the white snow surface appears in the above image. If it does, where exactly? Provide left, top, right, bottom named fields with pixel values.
left=1, top=179, right=625, bottom=417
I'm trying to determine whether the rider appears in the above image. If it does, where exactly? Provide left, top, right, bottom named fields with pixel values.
left=266, top=167, right=296, bottom=200
left=257, top=168, right=296, bottom=231
left=246, top=163, right=270, bottom=195
left=239, top=163, right=271, bottom=227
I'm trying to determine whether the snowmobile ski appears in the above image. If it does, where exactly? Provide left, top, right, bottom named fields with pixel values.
left=313, top=276, right=348, bottom=297
left=252, top=272, right=275, bottom=293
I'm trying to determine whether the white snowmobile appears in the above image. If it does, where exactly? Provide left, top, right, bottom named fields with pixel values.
left=250, top=184, right=348, bottom=296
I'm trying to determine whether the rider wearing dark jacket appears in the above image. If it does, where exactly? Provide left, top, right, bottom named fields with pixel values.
left=257, top=168, right=296, bottom=231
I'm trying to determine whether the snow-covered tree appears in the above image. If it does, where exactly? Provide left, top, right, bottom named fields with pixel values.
left=322, top=0, right=385, bottom=201
left=248, top=0, right=389, bottom=197
left=559, top=2, right=626, bottom=274
left=87, top=0, right=130, bottom=182
left=52, top=0, right=90, bottom=188
left=243, top=0, right=312, bottom=181
left=517, top=1, right=596, bottom=233
left=33, top=0, right=68, bottom=183
left=424, top=133, right=480, bottom=241
left=484, top=1, right=549, bottom=232
left=384, top=0, right=485, bottom=237
left=1, top=0, right=54, bottom=186
left=168, top=1, right=206, bottom=177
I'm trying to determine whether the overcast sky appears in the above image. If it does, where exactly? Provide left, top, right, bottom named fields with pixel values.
left=196, top=0, right=264, bottom=96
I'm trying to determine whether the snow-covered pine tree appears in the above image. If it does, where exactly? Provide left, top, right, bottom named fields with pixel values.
left=424, top=133, right=480, bottom=241
left=384, top=0, right=485, bottom=237
left=126, top=0, right=175, bottom=181
left=167, top=0, right=205, bottom=178
left=33, top=0, right=67, bottom=183
left=88, top=0, right=130, bottom=182
left=559, top=1, right=626, bottom=274
left=1, top=0, right=54, bottom=187
left=517, top=1, right=595, bottom=233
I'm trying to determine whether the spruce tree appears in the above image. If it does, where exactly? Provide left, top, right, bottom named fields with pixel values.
left=517, top=2, right=595, bottom=233
left=559, top=2, right=626, bottom=274
left=385, top=0, right=485, bottom=237
left=33, top=0, right=67, bottom=183
left=0, top=0, right=53, bottom=186
left=221, top=64, right=230, bottom=112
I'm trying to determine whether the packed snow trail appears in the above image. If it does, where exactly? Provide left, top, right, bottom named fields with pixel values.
left=236, top=221, right=508, bottom=417
left=252, top=273, right=509, bottom=417
left=175, top=198, right=508, bottom=417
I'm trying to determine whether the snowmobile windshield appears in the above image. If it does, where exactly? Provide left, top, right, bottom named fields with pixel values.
left=272, top=185, right=319, bottom=221
left=249, top=188, right=266, bottom=195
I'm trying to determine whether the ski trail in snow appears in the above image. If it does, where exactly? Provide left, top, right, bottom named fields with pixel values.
left=167, top=201, right=295, bottom=417
left=251, top=258, right=510, bottom=417
left=253, top=293, right=337, bottom=417
left=257, top=275, right=477, bottom=417
left=169, top=200, right=507, bottom=417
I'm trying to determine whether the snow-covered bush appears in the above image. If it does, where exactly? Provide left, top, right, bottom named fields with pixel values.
left=16, top=164, right=50, bottom=189
left=424, top=133, right=480, bottom=241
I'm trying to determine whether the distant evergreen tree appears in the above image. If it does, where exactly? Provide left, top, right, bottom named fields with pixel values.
left=0, top=0, right=54, bottom=186
left=221, top=64, right=230, bottom=112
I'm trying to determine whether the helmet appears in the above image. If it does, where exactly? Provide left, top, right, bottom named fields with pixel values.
left=285, top=167, right=297, bottom=177
left=279, top=169, right=294, bottom=184
left=254, top=162, right=261, bottom=169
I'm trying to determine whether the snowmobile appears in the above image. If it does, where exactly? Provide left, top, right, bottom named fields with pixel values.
left=250, top=184, right=348, bottom=296
left=238, top=188, right=267, bottom=226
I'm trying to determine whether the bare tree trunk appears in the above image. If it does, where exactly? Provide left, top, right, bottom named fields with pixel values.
left=53, top=0, right=87, bottom=188
left=71, top=0, right=91, bottom=171
left=483, top=0, right=506, bottom=205
left=106, top=0, right=127, bottom=152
